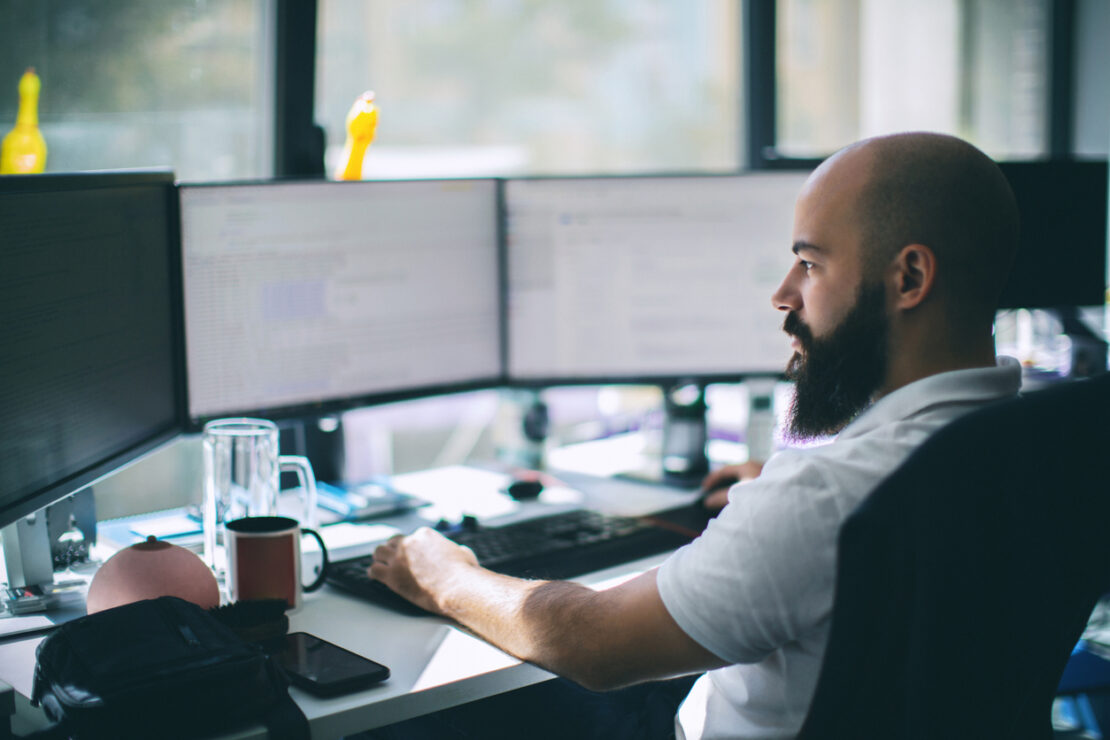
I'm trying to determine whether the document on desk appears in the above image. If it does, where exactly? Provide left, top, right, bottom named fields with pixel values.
left=546, top=469, right=702, bottom=516
left=389, top=465, right=518, bottom=521
left=310, top=522, right=402, bottom=562
left=129, top=511, right=202, bottom=540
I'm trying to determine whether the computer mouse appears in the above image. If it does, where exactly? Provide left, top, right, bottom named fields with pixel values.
left=506, top=479, right=544, bottom=500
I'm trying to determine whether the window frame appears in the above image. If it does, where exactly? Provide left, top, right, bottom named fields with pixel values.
left=275, top=0, right=325, bottom=177
left=744, top=0, right=1079, bottom=171
left=278, top=0, right=1080, bottom=178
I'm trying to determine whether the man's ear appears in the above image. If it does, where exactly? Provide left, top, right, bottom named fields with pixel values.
left=889, top=243, right=936, bottom=310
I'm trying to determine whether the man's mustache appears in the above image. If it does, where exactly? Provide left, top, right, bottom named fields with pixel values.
left=783, top=311, right=812, bottom=348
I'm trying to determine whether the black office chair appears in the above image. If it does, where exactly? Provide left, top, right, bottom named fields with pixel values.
left=796, top=372, right=1110, bottom=740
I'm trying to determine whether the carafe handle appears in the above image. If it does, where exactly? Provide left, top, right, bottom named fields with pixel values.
left=279, top=455, right=318, bottom=529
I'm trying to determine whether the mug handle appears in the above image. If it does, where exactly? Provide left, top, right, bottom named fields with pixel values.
left=301, top=527, right=330, bottom=592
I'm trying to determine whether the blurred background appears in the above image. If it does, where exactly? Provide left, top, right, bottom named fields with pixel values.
left=2, top=0, right=1107, bottom=517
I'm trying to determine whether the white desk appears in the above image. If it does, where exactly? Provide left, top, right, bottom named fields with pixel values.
left=1, top=466, right=697, bottom=738
left=1, top=552, right=672, bottom=739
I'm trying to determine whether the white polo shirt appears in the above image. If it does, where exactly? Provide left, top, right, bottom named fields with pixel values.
left=657, top=358, right=1022, bottom=739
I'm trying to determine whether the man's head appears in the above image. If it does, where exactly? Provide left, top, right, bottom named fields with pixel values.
left=773, top=132, right=1020, bottom=440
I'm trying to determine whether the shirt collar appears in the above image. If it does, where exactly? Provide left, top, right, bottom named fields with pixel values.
left=839, top=356, right=1023, bottom=440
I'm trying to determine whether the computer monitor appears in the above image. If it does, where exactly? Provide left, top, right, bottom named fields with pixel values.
left=178, top=178, right=502, bottom=423
left=503, top=172, right=811, bottom=385
left=998, top=160, right=1108, bottom=309
left=0, top=171, right=186, bottom=529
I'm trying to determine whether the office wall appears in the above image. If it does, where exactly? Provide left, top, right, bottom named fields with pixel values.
left=91, top=438, right=203, bottom=522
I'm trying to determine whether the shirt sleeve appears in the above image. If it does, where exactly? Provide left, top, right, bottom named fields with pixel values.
left=656, top=450, right=846, bottom=664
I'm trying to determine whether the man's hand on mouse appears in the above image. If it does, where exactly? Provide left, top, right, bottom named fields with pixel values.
left=369, top=528, right=479, bottom=614
left=700, top=461, right=765, bottom=512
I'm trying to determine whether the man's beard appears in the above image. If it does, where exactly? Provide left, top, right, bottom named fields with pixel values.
left=783, top=281, right=889, bottom=441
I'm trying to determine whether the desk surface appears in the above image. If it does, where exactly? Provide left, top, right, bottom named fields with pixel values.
left=1, top=464, right=697, bottom=739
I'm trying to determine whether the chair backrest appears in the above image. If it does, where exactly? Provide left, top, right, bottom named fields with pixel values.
left=797, top=372, right=1110, bottom=740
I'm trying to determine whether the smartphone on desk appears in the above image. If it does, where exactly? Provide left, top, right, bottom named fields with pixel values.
left=264, top=631, right=390, bottom=696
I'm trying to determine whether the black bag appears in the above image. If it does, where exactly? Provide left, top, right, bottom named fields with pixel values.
left=30, top=596, right=308, bottom=739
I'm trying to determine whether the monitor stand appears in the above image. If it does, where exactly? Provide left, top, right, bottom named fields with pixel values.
left=2, top=493, right=93, bottom=634
left=494, top=388, right=549, bottom=471
left=278, top=415, right=346, bottom=487
left=638, top=378, right=778, bottom=488
left=0, top=488, right=93, bottom=592
left=1, top=513, right=53, bottom=591
left=745, top=378, right=778, bottom=464
left=1055, top=306, right=1109, bottom=378
left=660, top=382, right=709, bottom=487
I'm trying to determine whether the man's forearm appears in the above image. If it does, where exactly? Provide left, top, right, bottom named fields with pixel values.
left=433, top=563, right=620, bottom=689
left=370, top=528, right=725, bottom=690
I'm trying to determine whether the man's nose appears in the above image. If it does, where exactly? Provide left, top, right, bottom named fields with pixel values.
left=771, top=267, right=802, bottom=313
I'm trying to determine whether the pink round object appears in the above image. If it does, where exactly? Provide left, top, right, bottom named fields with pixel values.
left=86, top=536, right=220, bottom=614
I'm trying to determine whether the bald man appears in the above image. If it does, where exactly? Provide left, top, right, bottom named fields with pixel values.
left=369, top=133, right=1023, bottom=740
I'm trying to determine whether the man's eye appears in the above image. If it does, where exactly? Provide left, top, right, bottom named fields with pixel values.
left=799, top=260, right=814, bottom=272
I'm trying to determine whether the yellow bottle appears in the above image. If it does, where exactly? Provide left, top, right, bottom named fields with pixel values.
left=1, top=68, right=48, bottom=174
left=335, top=91, right=378, bottom=181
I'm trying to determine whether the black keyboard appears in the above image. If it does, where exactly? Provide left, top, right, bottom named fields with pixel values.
left=326, top=506, right=708, bottom=615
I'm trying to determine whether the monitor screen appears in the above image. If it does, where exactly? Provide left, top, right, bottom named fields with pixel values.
left=998, top=160, right=1108, bottom=309
left=179, top=178, right=502, bottom=422
left=504, top=173, right=811, bottom=384
left=0, top=172, right=185, bottom=529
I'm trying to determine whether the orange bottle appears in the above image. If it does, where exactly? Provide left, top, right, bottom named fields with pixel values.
left=335, top=91, right=378, bottom=181
left=1, top=68, right=47, bottom=174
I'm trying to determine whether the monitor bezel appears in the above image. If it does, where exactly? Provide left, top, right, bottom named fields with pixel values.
left=0, top=170, right=188, bottom=528
left=177, top=176, right=507, bottom=431
left=500, top=170, right=805, bottom=389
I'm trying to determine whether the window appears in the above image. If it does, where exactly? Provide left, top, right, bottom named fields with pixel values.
left=316, top=0, right=743, bottom=178
left=0, top=0, right=272, bottom=181
left=1073, top=0, right=1110, bottom=157
left=775, top=0, right=1050, bottom=159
